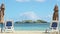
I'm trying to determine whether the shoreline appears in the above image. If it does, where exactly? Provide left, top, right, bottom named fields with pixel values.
left=0, top=31, right=47, bottom=34
left=0, top=30, right=60, bottom=34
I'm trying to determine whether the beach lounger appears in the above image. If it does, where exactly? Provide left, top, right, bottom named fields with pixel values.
left=50, top=20, right=59, bottom=34
left=4, top=20, right=14, bottom=32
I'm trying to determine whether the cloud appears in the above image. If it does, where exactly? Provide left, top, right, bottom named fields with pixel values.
left=16, top=0, right=30, bottom=2
left=44, top=14, right=53, bottom=22
left=46, top=14, right=52, bottom=19
left=35, top=0, right=46, bottom=2
left=16, top=0, right=46, bottom=2
left=20, top=11, right=40, bottom=20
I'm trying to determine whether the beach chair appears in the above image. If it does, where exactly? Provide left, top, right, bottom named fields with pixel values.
left=50, top=20, right=59, bottom=34
left=4, top=20, right=14, bottom=32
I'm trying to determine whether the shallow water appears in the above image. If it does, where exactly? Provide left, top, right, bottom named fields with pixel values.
left=14, top=23, right=60, bottom=31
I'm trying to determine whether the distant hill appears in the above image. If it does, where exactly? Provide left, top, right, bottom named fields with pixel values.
left=15, top=20, right=47, bottom=24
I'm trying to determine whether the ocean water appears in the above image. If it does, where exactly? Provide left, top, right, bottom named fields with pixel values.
left=14, top=23, right=60, bottom=31
left=0, top=23, right=60, bottom=31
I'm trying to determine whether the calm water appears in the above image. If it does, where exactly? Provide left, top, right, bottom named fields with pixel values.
left=0, top=23, right=60, bottom=31
left=14, top=23, right=60, bottom=31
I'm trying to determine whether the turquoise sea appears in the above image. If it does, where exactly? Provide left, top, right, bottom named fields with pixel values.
left=0, top=23, right=60, bottom=31
left=14, top=23, right=50, bottom=31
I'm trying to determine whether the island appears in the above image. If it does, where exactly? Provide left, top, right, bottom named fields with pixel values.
left=15, top=20, right=47, bottom=24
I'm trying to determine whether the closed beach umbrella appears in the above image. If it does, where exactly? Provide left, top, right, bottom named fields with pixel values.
left=0, top=0, right=5, bottom=32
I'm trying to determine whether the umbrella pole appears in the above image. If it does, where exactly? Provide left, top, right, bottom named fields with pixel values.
left=1, top=23, right=3, bottom=33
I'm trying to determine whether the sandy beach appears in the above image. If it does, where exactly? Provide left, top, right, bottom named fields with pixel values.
left=0, top=30, right=60, bottom=34
left=0, top=31, right=49, bottom=34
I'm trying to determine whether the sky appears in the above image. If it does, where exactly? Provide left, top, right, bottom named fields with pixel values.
left=0, top=0, right=60, bottom=22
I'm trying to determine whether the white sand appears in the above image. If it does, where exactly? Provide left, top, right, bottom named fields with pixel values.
left=0, top=30, right=60, bottom=34
left=0, top=31, right=49, bottom=34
